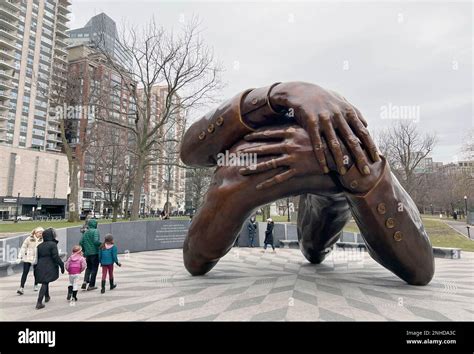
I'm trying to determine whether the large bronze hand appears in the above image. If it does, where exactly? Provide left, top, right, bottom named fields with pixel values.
left=265, top=82, right=380, bottom=175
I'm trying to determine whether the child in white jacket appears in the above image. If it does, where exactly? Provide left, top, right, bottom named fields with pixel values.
left=17, top=227, right=44, bottom=295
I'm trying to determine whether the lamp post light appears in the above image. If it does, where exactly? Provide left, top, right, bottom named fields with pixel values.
left=14, top=192, right=20, bottom=223
left=287, top=198, right=291, bottom=222
left=465, top=196, right=468, bottom=224
left=34, top=195, right=41, bottom=221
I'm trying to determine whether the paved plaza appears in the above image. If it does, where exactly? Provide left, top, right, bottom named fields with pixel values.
left=0, top=248, right=473, bottom=321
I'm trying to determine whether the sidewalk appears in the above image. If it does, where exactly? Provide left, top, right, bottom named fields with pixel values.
left=443, top=220, right=472, bottom=239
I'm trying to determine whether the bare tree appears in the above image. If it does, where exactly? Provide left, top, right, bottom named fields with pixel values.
left=377, top=121, right=437, bottom=197
left=461, top=129, right=474, bottom=160
left=88, top=123, right=136, bottom=221
left=93, top=17, right=223, bottom=220
left=187, top=167, right=213, bottom=213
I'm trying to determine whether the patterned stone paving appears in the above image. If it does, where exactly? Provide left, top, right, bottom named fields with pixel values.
left=0, top=248, right=472, bottom=321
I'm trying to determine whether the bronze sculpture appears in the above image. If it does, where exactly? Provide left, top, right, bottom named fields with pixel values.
left=180, top=82, right=434, bottom=285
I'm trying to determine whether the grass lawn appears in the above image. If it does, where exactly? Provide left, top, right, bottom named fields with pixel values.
left=342, top=217, right=474, bottom=252
left=0, top=217, right=179, bottom=236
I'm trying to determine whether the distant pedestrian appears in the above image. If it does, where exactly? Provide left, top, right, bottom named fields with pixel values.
left=248, top=216, right=257, bottom=247
left=263, top=218, right=275, bottom=252
left=65, top=245, right=86, bottom=302
left=453, top=211, right=458, bottom=220
left=99, top=234, right=121, bottom=294
left=79, top=219, right=101, bottom=291
left=34, top=228, right=64, bottom=310
left=17, top=227, right=44, bottom=295
left=80, top=214, right=92, bottom=234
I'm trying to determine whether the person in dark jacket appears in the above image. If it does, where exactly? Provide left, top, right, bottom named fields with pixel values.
left=263, top=218, right=275, bottom=252
left=79, top=219, right=101, bottom=291
left=34, top=228, right=64, bottom=310
left=247, top=216, right=257, bottom=247
left=98, top=234, right=121, bottom=294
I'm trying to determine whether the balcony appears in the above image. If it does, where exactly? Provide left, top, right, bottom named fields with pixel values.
left=0, top=131, right=6, bottom=141
left=56, top=29, right=68, bottom=39
left=0, top=6, right=18, bottom=22
left=0, top=37, right=15, bottom=51
left=0, top=28, right=16, bottom=41
left=54, top=55, right=67, bottom=64
left=0, top=89, right=10, bottom=100
left=0, top=1, right=21, bottom=14
left=0, top=18, right=16, bottom=31
left=46, top=144, right=62, bottom=152
left=0, top=102, right=9, bottom=110
left=0, top=70, right=12, bottom=80
left=56, top=11, right=70, bottom=23
left=0, top=58, right=14, bottom=70
left=0, top=48, right=14, bottom=60
left=54, top=45, right=68, bottom=56
left=0, top=113, right=8, bottom=120
left=0, top=79, right=12, bottom=89
left=58, top=3, right=71, bottom=15
left=47, top=134, right=61, bottom=143
left=47, top=124, right=60, bottom=133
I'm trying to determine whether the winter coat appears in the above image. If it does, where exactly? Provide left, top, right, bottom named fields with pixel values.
left=264, top=222, right=274, bottom=245
left=65, top=252, right=86, bottom=275
left=247, top=220, right=257, bottom=237
left=34, top=229, right=64, bottom=284
left=79, top=219, right=101, bottom=256
left=99, top=243, right=119, bottom=266
left=18, top=235, right=43, bottom=264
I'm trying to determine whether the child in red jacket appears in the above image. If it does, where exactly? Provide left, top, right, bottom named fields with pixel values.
left=65, top=245, right=86, bottom=302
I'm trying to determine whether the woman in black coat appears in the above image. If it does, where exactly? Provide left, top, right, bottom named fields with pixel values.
left=263, top=218, right=275, bottom=252
left=34, top=228, right=64, bottom=309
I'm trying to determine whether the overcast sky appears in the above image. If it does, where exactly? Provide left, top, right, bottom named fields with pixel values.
left=69, top=0, right=472, bottom=163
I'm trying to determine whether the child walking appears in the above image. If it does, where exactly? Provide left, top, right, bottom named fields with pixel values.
left=65, top=245, right=86, bottom=302
left=99, top=234, right=121, bottom=294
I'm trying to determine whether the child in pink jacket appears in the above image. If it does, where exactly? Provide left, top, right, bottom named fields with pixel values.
left=65, top=245, right=87, bottom=302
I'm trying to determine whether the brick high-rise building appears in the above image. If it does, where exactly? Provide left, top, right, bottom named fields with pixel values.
left=67, top=43, right=136, bottom=216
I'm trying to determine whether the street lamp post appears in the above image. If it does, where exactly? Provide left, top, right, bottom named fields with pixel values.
left=14, top=192, right=20, bottom=223
left=287, top=198, right=290, bottom=222
left=465, top=196, right=468, bottom=224
left=34, top=195, right=41, bottom=221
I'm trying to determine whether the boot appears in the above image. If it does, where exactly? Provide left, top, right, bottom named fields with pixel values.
left=72, top=290, right=78, bottom=301
left=36, top=302, right=45, bottom=310
left=101, top=280, right=106, bottom=294
left=109, top=278, right=117, bottom=290
left=67, top=286, right=73, bottom=300
left=45, top=295, right=51, bottom=303
left=17, top=287, right=24, bottom=295
left=81, top=282, right=87, bottom=290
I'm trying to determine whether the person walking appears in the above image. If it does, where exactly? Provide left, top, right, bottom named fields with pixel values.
left=247, top=216, right=257, bottom=247
left=17, top=227, right=44, bottom=295
left=65, top=245, right=86, bottom=302
left=79, top=218, right=101, bottom=291
left=263, top=218, right=275, bottom=252
left=98, top=234, right=121, bottom=294
left=34, top=228, right=64, bottom=310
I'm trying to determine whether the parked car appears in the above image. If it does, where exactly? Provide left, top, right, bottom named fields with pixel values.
left=16, top=215, right=33, bottom=221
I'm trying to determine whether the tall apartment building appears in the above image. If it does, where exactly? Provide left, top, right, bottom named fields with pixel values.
left=0, top=0, right=70, bottom=219
left=141, top=85, right=186, bottom=215
left=67, top=43, right=136, bottom=216
left=67, top=12, right=132, bottom=71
